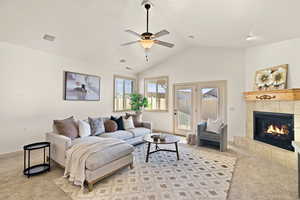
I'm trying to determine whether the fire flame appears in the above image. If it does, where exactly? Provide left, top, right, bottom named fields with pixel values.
left=266, top=124, right=289, bottom=135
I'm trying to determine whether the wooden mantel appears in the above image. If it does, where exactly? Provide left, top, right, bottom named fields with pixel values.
left=244, top=89, right=300, bottom=101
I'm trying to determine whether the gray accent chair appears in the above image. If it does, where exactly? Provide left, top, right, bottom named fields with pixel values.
left=197, top=122, right=227, bottom=152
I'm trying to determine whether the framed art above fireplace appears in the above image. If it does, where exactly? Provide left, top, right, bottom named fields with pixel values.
left=254, top=64, right=288, bottom=91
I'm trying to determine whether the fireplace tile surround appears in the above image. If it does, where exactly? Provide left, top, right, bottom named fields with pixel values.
left=234, top=100, right=300, bottom=170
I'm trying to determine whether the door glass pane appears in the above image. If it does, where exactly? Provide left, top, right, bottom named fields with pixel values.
left=201, top=88, right=219, bottom=120
left=115, top=78, right=124, bottom=111
left=176, top=88, right=192, bottom=130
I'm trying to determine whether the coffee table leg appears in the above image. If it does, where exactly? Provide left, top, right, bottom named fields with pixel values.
left=146, top=142, right=151, bottom=162
left=175, top=142, right=179, bottom=160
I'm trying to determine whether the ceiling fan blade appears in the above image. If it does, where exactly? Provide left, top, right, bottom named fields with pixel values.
left=121, top=41, right=139, bottom=46
left=154, top=40, right=174, bottom=48
left=152, top=30, right=170, bottom=38
left=125, top=29, right=141, bottom=37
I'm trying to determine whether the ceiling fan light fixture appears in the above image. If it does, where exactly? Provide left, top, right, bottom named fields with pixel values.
left=140, top=39, right=154, bottom=49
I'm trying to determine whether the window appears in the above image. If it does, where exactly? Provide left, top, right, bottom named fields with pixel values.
left=144, top=76, right=168, bottom=111
left=200, top=88, right=219, bottom=120
left=114, top=75, right=136, bottom=112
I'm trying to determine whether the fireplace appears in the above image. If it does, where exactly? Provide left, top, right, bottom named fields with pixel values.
left=253, top=111, right=294, bottom=151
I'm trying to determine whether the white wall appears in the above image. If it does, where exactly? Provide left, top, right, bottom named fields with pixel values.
left=0, top=41, right=135, bottom=154
left=245, top=38, right=300, bottom=90
left=138, top=47, right=246, bottom=141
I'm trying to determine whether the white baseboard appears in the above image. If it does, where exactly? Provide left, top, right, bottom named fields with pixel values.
left=0, top=150, right=22, bottom=159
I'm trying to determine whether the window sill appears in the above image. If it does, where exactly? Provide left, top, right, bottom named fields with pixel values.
left=144, top=110, right=169, bottom=113
left=113, top=110, right=132, bottom=113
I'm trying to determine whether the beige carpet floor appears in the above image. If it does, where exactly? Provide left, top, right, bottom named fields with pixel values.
left=0, top=143, right=297, bottom=200
left=55, top=143, right=236, bottom=200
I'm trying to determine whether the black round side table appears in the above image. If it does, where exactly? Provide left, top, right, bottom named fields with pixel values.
left=23, top=142, right=50, bottom=178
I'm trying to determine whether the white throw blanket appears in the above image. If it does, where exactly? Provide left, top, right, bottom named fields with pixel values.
left=64, top=137, right=124, bottom=188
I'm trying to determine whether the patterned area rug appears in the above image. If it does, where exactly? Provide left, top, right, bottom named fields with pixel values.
left=55, top=143, right=236, bottom=200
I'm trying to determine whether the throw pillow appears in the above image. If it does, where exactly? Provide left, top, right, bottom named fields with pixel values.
left=53, top=116, right=79, bottom=140
left=110, top=116, right=125, bottom=130
left=206, top=118, right=223, bottom=134
left=88, top=117, right=105, bottom=136
left=125, top=113, right=143, bottom=127
left=123, top=116, right=135, bottom=130
left=104, top=120, right=118, bottom=132
left=78, top=119, right=91, bottom=138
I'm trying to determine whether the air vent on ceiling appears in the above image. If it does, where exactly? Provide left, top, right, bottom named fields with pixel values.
left=120, top=59, right=126, bottom=63
left=126, top=67, right=133, bottom=71
left=43, top=34, right=56, bottom=42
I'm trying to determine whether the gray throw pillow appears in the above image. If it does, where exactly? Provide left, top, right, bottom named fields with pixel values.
left=88, top=117, right=105, bottom=136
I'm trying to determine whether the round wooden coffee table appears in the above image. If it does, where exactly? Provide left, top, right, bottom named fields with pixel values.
left=143, top=133, right=180, bottom=162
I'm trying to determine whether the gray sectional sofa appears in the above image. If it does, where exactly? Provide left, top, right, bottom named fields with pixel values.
left=46, top=117, right=151, bottom=191
left=46, top=118, right=151, bottom=167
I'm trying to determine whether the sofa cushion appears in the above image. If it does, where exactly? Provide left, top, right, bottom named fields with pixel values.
left=104, top=120, right=118, bottom=132
left=71, top=136, right=97, bottom=147
left=123, top=116, right=135, bottom=130
left=125, top=113, right=142, bottom=127
left=111, top=116, right=125, bottom=130
left=128, top=128, right=151, bottom=137
left=78, top=120, right=91, bottom=138
left=53, top=116, right=79, bottom=140
left=100, top=130, right=134, bottom=140
left=86, top=142, right=134, bottom=171
left=206, top=118, right=223, bottom=134
left=88, top=117, right=105, bottom=136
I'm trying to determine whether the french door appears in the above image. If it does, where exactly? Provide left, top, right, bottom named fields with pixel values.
left=173, top=84, right=196, bottom=136
left=173, top=81, right=226, bottom=136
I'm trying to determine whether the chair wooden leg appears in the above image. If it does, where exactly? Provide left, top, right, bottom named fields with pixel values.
left=88, top=183, right=94, bottom=192
left=129, top=163, right=134, bottom=169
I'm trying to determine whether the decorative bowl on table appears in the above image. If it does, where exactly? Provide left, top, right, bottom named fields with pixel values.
left=159, top=134, right=166, bottom=141
left=151, top=134, right=160, bottom=142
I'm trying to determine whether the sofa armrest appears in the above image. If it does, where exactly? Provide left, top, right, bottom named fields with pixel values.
left=141, top=121, right=152, bottom=131
left=197, top=122, right=207, bottom=133
left=197, top=122, right=207, bottom=146
left=45, top=132, right=72, bottom=167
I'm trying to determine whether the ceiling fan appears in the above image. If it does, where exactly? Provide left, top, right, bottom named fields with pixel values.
left=121, top=3, right=175, bottom=50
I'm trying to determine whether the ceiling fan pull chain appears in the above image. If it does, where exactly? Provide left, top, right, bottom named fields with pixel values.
left=145, top=49, right=149, bottom=62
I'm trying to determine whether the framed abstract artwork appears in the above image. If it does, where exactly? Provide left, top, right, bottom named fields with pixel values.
left=64, top=71, right=101, bottom=101
left=254, top=64, right=288, bottom=91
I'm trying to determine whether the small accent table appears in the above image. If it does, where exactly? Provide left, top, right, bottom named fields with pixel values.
left=143, top=133, right=180, bottom=162
left=23, top=142, right=51, bottom=178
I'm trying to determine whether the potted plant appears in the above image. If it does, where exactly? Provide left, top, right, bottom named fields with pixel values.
left=129, top=93, right=148, bottom=122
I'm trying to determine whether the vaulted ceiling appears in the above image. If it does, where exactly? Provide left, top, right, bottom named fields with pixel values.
left=1, top=0, right=300, bottom=73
